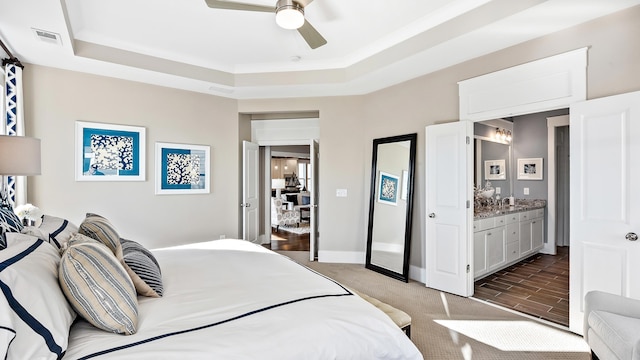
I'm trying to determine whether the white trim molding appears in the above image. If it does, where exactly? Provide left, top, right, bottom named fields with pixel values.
left=459, top=48, right=588, bottom=122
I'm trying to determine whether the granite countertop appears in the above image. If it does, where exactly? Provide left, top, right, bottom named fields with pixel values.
left=474, top=199, right=546, bottom=219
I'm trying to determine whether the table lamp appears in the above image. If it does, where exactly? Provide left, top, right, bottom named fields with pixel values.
left=0, top=135, right=41, bottom=209
left=271, top=178, right=285, bottom=198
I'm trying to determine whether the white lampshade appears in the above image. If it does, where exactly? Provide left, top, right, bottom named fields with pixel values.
left=272, top=178, right=286, bottom=189
left=0, top=135, right=41, bottom=176
left=275, top=0, right=304, bottom=30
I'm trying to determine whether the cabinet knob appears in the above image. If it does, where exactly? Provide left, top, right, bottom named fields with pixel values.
left=626, top=232, right=638, bottom=241
left=429, top=213, right=436, bottom=218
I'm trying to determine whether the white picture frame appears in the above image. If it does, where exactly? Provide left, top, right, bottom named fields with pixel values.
left=484, top=159, right=506, bottom=180
left=155, top=142, right=211, bottom=195
left=75, top=121, right=146, bottom=181
left=517, top=157, right=543, bottom=180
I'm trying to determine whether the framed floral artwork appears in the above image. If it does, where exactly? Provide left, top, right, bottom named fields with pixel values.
left=377, top=171, right=399, bottom=206
left=75, top=121, right=146, bottom=181
left=155, top=142, right=210, bottom=195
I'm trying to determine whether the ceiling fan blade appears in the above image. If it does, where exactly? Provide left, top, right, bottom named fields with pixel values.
left=297, top=20, right=327, bottom=49
left=204, top=0, right=274, bottom=12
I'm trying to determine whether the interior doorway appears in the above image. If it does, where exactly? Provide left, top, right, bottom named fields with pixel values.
left=472, top=110, right=571, bottom=328
left=269, top=145, right=312, bottom=251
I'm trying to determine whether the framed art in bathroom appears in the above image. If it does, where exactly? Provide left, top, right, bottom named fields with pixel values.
left=484, top=159, right=506, bottom=180
left=517, top=157, right=543, bottom=180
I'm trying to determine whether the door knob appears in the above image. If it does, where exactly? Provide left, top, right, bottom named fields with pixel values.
left=626, top=232, right=638, bottom=241
left=428, top=213, right=436, bottom=218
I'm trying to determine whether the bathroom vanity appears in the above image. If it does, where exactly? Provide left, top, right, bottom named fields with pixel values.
left=473, top=200, right=546, bottom=280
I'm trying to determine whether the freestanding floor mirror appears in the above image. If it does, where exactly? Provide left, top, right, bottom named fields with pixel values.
left=365, top=133, right=417, bottom=282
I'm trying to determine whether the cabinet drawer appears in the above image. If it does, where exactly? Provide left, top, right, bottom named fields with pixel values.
left=478, top=217, right=496, bottom=231
left=519, top=211, right=531, bottom=221
left=494, top=216, right=506, bottom=226
left=506, top=223, right=519, bottom=243
left=505, top=213, right=519, bottom=224
left=506, top=242, right=520, bottom=262
left=533, top=208, right=545, bottom=219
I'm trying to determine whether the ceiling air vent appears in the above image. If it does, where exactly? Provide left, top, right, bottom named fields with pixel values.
left=31, top=28, right=62, bottom=46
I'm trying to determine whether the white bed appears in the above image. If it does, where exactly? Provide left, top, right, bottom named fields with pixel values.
left=0, top=234, right=404, bottom=360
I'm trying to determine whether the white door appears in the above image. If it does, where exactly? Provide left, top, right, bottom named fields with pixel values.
left=242, top=141, right=260, bottom=243
left=310, top=139, right=319, bottom=261
left=569, top=91, right=640, bottom=334
left=425, top=121, right=474, bottom=297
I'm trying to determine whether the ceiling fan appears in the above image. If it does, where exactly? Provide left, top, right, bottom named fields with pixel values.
left=204, top=0, right=327, bottom=49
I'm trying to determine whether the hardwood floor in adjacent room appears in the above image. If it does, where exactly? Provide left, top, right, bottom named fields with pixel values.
left=265, top=227, right=309, bottom=251
left=473, top=246, right=569, bottom=327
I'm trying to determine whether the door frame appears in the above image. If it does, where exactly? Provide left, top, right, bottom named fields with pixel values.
left=259, top=140, right=319, bottom=251
left=456, top=48, right=587, bottom=298
left=543, top=115, right=570, bottom=254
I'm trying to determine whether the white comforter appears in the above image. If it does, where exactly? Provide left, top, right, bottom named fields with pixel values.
left=64, top=239, right=422, bottom=359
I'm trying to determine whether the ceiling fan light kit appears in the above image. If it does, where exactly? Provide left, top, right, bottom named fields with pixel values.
left=205, top=0, right=326, bottom=49
left=276, top=0, right=304, bottom=30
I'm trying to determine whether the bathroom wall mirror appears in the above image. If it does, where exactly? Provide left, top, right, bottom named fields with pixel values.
left=366, top=133, right=417, bottom=282
left=474, top=120, right=513, bottom=196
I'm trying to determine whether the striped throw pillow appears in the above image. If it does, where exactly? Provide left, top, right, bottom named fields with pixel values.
left=0, top=237, right=76, bottom=359
left=22, top=215, right=78, bottom=250
left=59, top=234, right=138, bottom=335
left=78, top=213, right=121, bottom=254
left=120, top=239, right=163, bottom=297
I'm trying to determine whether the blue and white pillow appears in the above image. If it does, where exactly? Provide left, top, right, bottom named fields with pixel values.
left=0, top=207, right=23, bottom=250
left=59, top=233, right=138, bottom=335
left=120, top=238, right=163, bottom=297
left=22, top=215, right=79, bottom=250
left=0, top=235, right=76, bottom=359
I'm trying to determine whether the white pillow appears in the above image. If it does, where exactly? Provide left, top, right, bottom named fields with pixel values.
left=0, top=236, right=76, bottom=359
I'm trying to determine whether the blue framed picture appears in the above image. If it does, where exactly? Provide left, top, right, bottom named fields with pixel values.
left=155, top=142, right=210, bottom=195
left=377, top=171, right=399, bottom=205
left=75, top=121, right=146, bottom=181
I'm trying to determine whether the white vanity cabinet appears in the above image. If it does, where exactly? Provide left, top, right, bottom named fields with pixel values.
left=473, top=216, right=507, bottom=279
left=474, top=207, right=545, bottom=280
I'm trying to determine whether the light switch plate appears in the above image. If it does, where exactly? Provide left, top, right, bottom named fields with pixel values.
left=524, top=187, right=529, bottom=195
left=495, top=187, right=501, bottom=194
left=336, top=189, right=348, bottom=197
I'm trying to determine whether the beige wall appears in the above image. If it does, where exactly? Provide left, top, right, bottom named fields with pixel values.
left=22, top=6, right=640, bottom=274
left=23, top=67, right=239, bottom=248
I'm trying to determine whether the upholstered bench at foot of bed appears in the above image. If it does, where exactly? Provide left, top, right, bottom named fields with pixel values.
left=352, top=289, right=412, bottom=338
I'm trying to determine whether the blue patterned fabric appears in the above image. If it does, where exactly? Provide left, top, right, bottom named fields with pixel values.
left=3, top=63, right=23, bottom=208
left=0, top=207, right=24, bottom=250
left=120, top=239, right=163, bottom=297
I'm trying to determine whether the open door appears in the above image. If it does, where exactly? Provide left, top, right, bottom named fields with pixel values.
left=242, top=141, right=260, bottom=243
left=569, top=91, right=640, bottom=334
left=309, top=139, right=319, bottom=261
left=425, top=121, right=474, bottom=297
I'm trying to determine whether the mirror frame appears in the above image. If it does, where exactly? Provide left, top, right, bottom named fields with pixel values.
left=365, top=133, right=417, bottom=282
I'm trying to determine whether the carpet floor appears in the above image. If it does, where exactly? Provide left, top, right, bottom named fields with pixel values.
left=278, top=250, right=590, bottom=360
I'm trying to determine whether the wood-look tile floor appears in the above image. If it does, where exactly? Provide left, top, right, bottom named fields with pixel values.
left=473, top=246, right=569, bottom=327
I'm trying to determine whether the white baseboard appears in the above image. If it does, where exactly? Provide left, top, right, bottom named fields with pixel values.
left=318, top=251, right=365, bottom=264
left=409, top=265, right=426, bottom=284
